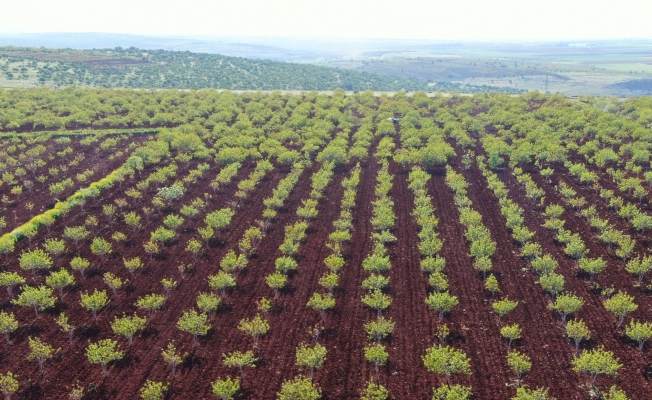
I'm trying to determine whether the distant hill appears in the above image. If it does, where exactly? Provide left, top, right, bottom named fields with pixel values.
left=607, top=79, right=652, bottom=94
left=0, top=46, right=523, bottom=93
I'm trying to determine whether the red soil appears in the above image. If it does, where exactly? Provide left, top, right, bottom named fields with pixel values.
left=0, top=134, right=150, bottom=228
left=2, top=136, right=652, bottom=399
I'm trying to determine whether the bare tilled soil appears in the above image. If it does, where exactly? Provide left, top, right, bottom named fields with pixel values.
left=496, top=164, right=652, bottom=399
left=3, top=138, right=652, bottom=399
left=0, top=134, right=151, bottom=228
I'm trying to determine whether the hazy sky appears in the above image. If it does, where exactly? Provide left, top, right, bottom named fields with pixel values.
left=1, top=0, right=649, bottom=40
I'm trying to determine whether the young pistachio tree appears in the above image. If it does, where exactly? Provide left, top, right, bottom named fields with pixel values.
left=360, top=380, right=389, bottom=400
left=212, top=377, right=240, bottom=400
left=0, top=312, right=18, bottom=345
left=13, top=285, right=56, bottom=318
left=55, top=313, right=75, bottom=344
left=123, top=257, right=143, bottom=277
left=0, top=272, right=25, bottom=298
left=177, top=309, right=210, bottom=348
left=86, top=339, right=125, bottom=375
left=492, top=298, right=518, bottom=323
left=484, top=274, right=500, bottom=297
left=425, top=291, right=459, bottom=322
left=80, top=289, right=109, bottom=321
left=432, top=384, right=473, bottom=400
left=136, top=293, right=165, bottom=321
left=296, top=343, right=327, bottom=379
left=90, top=237, right=112, bottom=261
left=604, top=291, right=638, bottom=326
left=549, top=293, right=584, bottom=324
left=572, top=346, right=621, bottom=386
left=624, top=320, right=652, bottom=352
left=507, top=350, right=531, bottom=386
left=223, top=350, right=257, bottom=381
left=266, top=272, right=287, bottom=300
left=140, top=380, right=169, bottom=400
left=238, top=315, right=269, bottom=348
left=161, top=342, right=187, bottom=377
left=364, top=343, right=389, bottom=381
left=208, top=272, right=236, bottom=297
left=565, top=319, right=591, bottom=353
left=362, top=290, right=392, bottom=317
left=501, top=324, right=522, bottom=350
left=538, top=272, right=565, bottom=299
left=27, top=337, right=58, bottom=375
left=306, top=292, right=336, bottom=323
left=422, top=344, right=472, bottom=386
left=111, top=313, right=147, bottom=347
left=277, top=376, right=321, bottom=400
left=70, top=256, right=91, bottom=280
left=45, top=269, right=75, bottom=298
left=0, top=371, right=18, bottom=400
left=625, top=256, right=652, bottom=283
left=364, top=317, right=395, bottom=344
left=19, top=249, right=53, bottom=277
left=103, top=273, right=126, bottom=298
left=196, top=292, right=221, bottom=318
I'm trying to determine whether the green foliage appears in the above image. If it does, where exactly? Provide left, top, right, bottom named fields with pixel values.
left=238, top=314, right=269, bottom=347
left=197, top=292, right=221, bottom=317
left=306, top=292, right=336, bottom=322
left=208, top=271, right=237, bottom=296
left=150, top=227, right=175, bottom=247
left=501, top=324, right=522, bottom=350
left=624, top=320, right=652, bottom=352
left=604, top=291, right=637, bottom=326
left=80, top=289, right=109, bottom=320
left=0, top=272, right=25, bottom=298
left=507, top=350, right=531, bottom=384
left=492, top=298, right=518, bottom=321
left=70, top=256, right=91, bottom=278
left=364, top=343, right=389, bottom=379
left=140, top=380, right=168, bottom=400
left=277, top=376, right=321, bottom=400
left=63, top=225, right=90, bottom=247
left=572, top=346, right=621, bottom=385
left=212, top=376, right=240, bottom=400
left=266, top=272, right=287, bottom=299
left=27, top=336, right=58, bottom=375
left=205, top=208, right=235, bottom=230
left=19, top=249, right=53, bottom=276
left=86, top=339, right=125, bottom=375
left=161, top=342, right=186, bottom=376
left=422, top=344, right=472, bottom=385
left=111, top=313, right=147, bottom=346
left=163, top=214, right=184, bottom=232
left=512, top=387, right=555, bottom=400
left=157, top=185, right=185, bottom=205
left=223, top=350, right=257, bottom=380
left=177, top=309, right=210, bottom=346
left=0, top=311, right=18, bottom=344
left=565, top=319, right=591, bottom=352
left=425, top=291, right=459, bottom=322
left=45, top=269, right=75, bottom=298
left=432, top=384, right=473, bottom=400
left=0, top=371, right=18, bottom=399
left=361, top=380, right=389, bottom=400
left=43, top=238, right=66, bottom=257
left=13, top=285, right=56, bottom=318
left=549, top=293, right=584, bottom=324
left=296, top=342, right=327, bottom=378
left=362, top=290, right=392, bottom=317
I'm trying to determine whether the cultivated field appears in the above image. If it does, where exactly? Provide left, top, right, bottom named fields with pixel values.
left=0, top=89, right=651, bottom=399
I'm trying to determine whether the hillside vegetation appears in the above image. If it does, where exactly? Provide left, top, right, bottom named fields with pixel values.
left=0, top=46, right=522, bottom=93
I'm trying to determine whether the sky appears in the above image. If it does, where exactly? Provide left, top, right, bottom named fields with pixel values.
left=0, top=0, right=650, bottom=41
